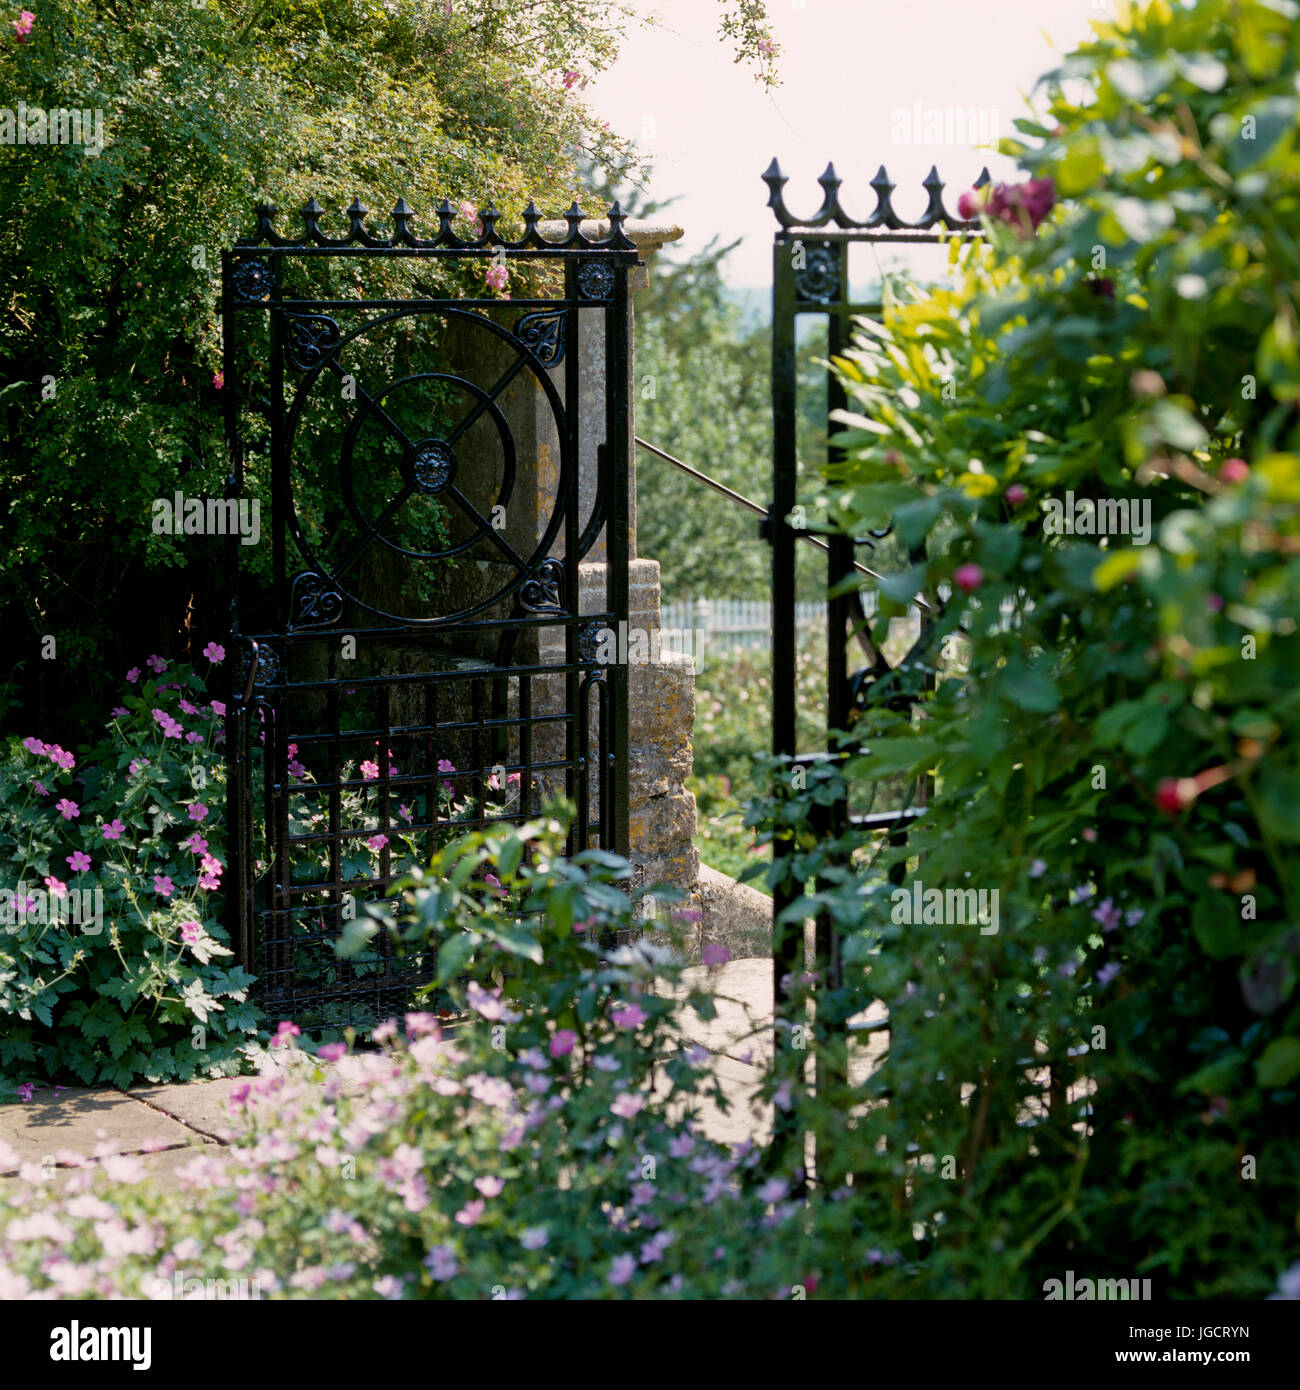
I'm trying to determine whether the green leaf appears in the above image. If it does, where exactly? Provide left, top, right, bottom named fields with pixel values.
left=435, top=932, right=477, bottom=985
left=1255, top=1036, right=1300, bottom=1088
left=1001, top=658, right=1059, bottom=713
left=1256, top=770, right=1300, bottom=842
left=1193, top=894, right=1242, bottom=960
left=1123, top=709, right=1168, bottom=757
left=478, top=921, right=543, bottom=964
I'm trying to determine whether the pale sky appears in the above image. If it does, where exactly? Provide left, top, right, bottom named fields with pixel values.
left=586, top=0, right=1104, bottom=286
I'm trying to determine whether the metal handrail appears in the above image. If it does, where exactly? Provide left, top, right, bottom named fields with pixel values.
left=634, top=435, right=934, bottom=612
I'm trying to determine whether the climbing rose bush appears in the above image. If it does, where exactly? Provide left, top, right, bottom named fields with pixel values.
left=745, top=0, right=1300, bottom=1298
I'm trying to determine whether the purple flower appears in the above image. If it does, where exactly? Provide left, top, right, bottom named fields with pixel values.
left=608, top=1254, right=637, bottom=1287
left=701, top=943, right=731, bottom=968
left=146, top=654, right=167, bottom=674
left=1091, top=898, right=1122, bottom=933
left=203, top=642, right=225, bottom=662
left=611, top=1093, right=645, bottom=1120
left=549, top=1029, right=578, bottom=1059
left=1096, top=962, right=1121, bottom=989
left=520, top=1226, right=548, bottom=1250
left=55, top=798, right=79, bottom=821
left=424, top=1245, right=459, bottom=1281
left=66, top=851, right=92, bottom=873
left=153, top=875, right=174, bottom=897
left=188, top=802, right=209, bottom=822
left=611, top=1003, right=648, bottom=1031
left=180, top=922, right=202, bottom=945
left=1029, top=859, right=1047, bottom=878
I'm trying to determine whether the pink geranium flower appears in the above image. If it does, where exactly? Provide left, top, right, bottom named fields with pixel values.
left=12, top=12, right=35, bottom=43
left=188, top=803, right=209, bottom=822
left=366, top=833, right=388, bottom=852
left=146, top=654, right=167, bottom=674
left=611, top=1002, right=647, bottom=1031
left=454, top=1200, right=485, bottom=1226
left=271, top=1021, right=301, bottom=1048
left=180, top=923, right=202, bottom=945
left=154, top=875, right=174, bottom=897
left=44, top=876, right=67, bottom=899
left=549, top=1029, right=577, bottom=1059
left=66, top=851, right=92, bottom=873
left=56, top=798, right=79, bottom=821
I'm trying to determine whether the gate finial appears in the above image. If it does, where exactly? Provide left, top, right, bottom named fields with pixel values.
left=391, top=197, right=415, bottom=243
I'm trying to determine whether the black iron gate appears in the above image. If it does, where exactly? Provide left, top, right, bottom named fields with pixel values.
left=764, top=161, right=987, bottom=1156
left=221, top=197, right=636, bottom=1030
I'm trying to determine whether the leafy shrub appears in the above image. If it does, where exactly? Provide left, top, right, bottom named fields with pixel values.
left=750, top=0, right=1300, bottom=1297
left=0, top=652, right=255, bottom=1087
left=0, top=818, right=827, bottom=1300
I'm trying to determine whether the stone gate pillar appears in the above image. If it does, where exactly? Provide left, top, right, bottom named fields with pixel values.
left=539, top=217, right=700, bottom=904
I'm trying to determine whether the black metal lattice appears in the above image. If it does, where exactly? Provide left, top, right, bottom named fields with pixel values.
left=766, top=160, right=989, bottom=988
left=222, top=198, right=636, bottom=1031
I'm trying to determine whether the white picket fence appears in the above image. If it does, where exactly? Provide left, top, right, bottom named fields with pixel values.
left=661, top=597, right=873, bottom=654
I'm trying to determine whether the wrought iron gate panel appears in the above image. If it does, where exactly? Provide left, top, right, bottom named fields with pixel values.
left=222, top=199, right=635, bottom=1030
left=764, top=162, right=987, bottom=1168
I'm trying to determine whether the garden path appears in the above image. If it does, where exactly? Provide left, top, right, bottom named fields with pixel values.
left=0, top=958, right=864, bottom=1186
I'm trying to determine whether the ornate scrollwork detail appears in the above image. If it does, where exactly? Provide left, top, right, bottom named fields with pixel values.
left=576, top=260, right=615, bottom=301
left=284, top=313, right=342, bottom=370
left=578, top=620, right=610, bottom=665
left=232, top=258, right=275, bottom=302
left=514, top=309, right=567, bottom=367
left=239, top=642, right=282, bottom=691
left=519, top=557, right=566, bottom=615
left=409, top=440, right=457, bottom=495
left=795, top=244, right=840, bottom=304
left=288, top=571, right=343, bottom=630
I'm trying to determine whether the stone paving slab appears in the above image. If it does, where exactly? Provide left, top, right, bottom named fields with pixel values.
left=2, top=958, right=879, bottom=1177
left=131, top=1078, right=247, bottom=1143
left=667, top=958, right=777, bottom=1068
left=0, top=1088, right=195, bottom=1176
